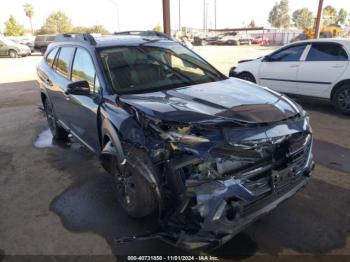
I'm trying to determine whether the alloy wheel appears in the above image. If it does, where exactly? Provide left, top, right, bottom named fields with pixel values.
left=337, top=88, right=350, bottom=111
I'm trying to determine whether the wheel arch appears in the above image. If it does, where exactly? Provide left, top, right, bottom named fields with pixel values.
left=238, top=71, right=257, bottom=83
left=40, top=92, right=47, bottom=106
left=99, top=116, right=164, bottom=214
left=331, top=79, right=350, bottom=100
left=8, top=49, right=18, bottom=55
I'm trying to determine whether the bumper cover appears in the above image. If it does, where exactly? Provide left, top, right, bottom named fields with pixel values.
left=165, top=136, right=314, bottom=250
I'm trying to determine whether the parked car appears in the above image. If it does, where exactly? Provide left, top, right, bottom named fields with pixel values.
left=37, top=33, right=313, bottom=250
left=237, top=33, right=254, bottom=45
left=202, top=32, right=241, bottom=45
left=34, top=34, right=55, bottom=54
left=10, top=37, right=35, bottom=53
left=230, top=39, right=350, bottom=114
left=0, top=36, right=31, bottom=58
left=252, top=36, right=270, bottom=45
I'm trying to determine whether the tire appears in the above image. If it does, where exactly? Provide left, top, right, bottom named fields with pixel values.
left=44, top=98, right=69, bottom=140
left=227, top=40, right=235, bottom=45
left=332, top=85, right=350, bottom=114
left=238, top=72, right=256, bottom=83
left=9, top=50, right=18, bottom=58
left=113, top=158, right=157, bottom=218
left=40, top=47, right=46, bottom=55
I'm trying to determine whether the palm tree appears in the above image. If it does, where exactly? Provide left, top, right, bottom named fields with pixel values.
left=23, top=3, right=34, bottom=34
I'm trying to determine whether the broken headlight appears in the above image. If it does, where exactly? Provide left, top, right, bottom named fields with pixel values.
left=150, top=124, right=210, bottom=145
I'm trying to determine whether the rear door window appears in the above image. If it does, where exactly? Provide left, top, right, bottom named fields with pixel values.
left=53, top=47, right=75, bottom=78
left=306, top=43, right=348, bottom=61
left=269, top=44, right=306, bottom=62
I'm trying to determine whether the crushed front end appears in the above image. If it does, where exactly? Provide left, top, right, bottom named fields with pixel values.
left=147, top=115, right=314, bottom=250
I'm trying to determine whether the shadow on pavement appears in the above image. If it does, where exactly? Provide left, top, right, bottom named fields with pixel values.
left=45, top=134, right=350, bottom=258
left=290, top=95, right=350, bottom=119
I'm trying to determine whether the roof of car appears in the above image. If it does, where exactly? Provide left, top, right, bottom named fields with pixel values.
left=93, top=35, right=172, bottom=47
left=292, top=38, right=350, bottom=46
left=51, top=33, right=173, bottom=49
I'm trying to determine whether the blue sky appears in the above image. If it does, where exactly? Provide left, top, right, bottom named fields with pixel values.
left=1, top=0, right=349, bottom=33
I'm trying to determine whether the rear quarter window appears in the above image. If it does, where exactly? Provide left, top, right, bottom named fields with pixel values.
left=45, top=47, right=59, bottom=67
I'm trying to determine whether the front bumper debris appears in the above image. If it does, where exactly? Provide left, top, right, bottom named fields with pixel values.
left=112, top=109, right=314, bottom=250
left=161, top=133, right=314, bottom=250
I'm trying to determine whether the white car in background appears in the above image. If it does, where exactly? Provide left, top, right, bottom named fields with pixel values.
left=230, top=39, right=350, bottom=114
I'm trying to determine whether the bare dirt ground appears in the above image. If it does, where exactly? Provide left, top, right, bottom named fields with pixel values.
left=0, top=46, right=349, bottom=261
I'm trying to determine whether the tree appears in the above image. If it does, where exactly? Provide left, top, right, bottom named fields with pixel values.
left=153, top=24, right=162, bottom=32
left=336, top=8, right=348, bottom=25
left=23, top=3, right=34, bottom=34
left=248, top=20, right=256, bottom=28
left=268, top=0, right=290, bottom=29
left=4, top=15, right=24, bottom=36
left=88, top=25, right=110, bottom=34
left=322, top=5, right=337, bottom=25
left=39, top=11, right=72, bottom=34
left=73, top=25, right=110, bottom=34
left=292, top=8, right=314, bottom=30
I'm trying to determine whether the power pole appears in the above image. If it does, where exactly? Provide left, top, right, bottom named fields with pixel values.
left=163, top=0, right=171, bottom=35
left=315, top=0, right=324, bottom=38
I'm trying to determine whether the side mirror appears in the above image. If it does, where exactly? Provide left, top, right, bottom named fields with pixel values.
left=263, top=55, right=271, bottom=62
left=66, top=80, right=90, bottom=96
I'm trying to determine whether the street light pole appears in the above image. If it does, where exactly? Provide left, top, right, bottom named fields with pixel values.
left=178, top=0, right=181, bottom=32
left=108, top=0, right=120, bottom=32
left=203, top=0, right=206, bottom=33
left=315, top=0, right=324, bottom=38
left=214, top=0, right=217, bottom=30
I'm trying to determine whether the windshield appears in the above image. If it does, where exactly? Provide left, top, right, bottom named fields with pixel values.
left=98, top=41, right=226, bottom=94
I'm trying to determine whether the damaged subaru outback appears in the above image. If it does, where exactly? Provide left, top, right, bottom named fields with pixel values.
left=37, top=33, right=314, bottom=250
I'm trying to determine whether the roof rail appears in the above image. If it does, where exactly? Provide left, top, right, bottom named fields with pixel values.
left=54, top=33, right=97, bottom=45
left=114, top=30, right=173, bottom=40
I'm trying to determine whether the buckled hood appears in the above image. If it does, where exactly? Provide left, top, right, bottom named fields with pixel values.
left=119, top=78, right=301, bottom=124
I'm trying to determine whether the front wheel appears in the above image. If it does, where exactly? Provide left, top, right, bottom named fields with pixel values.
left=227, top=40, right=238, bottom=45
left=332, top=85, right=350, bottom=114
left=44, top=99, right=69, bottom=140
left=40, top=47, right=46, bottom=55
left=238, top=72, right=256, bottom=83
left=9, top=50, right=18, bottom=58
left=113, top=159, right=157, bottom=218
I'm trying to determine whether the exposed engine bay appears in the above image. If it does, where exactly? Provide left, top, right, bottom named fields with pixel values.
left=107, top=99, right=314, bottom=250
